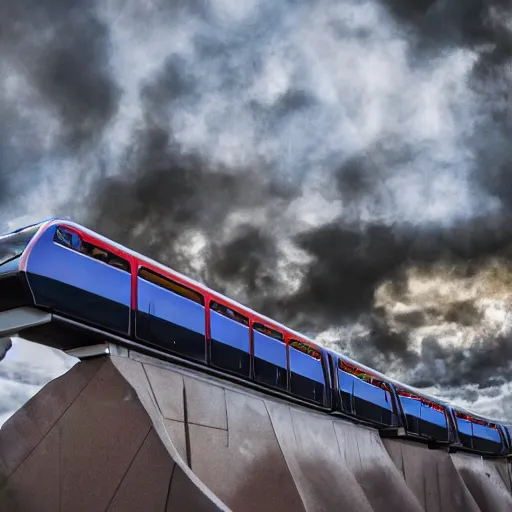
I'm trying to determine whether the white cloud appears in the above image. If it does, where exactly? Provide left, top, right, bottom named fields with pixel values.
left=0, top=338, right=77, bottom=427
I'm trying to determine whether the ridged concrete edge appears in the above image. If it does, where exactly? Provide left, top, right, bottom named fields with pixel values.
left=123, top=349, right=512, bottom=512
left=110, top=354, right=231, bottom=511
left=0, top=356, right=227, bottom=512
left=1, top=349, right=512, bottom=512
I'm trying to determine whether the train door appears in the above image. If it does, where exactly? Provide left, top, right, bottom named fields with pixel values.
left=209, top=300, right=251, bottom=377
left=288, top=339, right=327, bottom=405
left=135, top=266, right=207, bottom=363
left=252, top=322, right=287, bottom=390
left=455, top=412, right=505, bottom=455
left=396, top=389, right=450, bottom=442
left=337, top=359, right=397, bottom=426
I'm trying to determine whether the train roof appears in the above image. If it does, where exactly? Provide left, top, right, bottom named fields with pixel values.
left=15, top=217, right=511, bottom=426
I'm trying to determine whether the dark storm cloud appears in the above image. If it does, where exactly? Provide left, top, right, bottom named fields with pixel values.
left=80, top=48, right=512, bottom=383
left=74, top=49, right=299, bottom=308
left=79, top=118, right=294, bottom=310
left=141, top=54, right=197, bottom=110
left=410, top=334, right=512, bottom=389
left=207, top=225, right=281, bottom=304
left=349, top=315, right=420, bottom=369
left=471, top=85, right=512, bottom=231
left=0, top=0, right=119, bottom=149
left=380, top=0, right=512, bottom=55
left=2, top=0, right=512, bottom=421
left=334, top=140, right=419, bottom=205
left=444, top=300, right=483, bottom=326
left=266, top=210, right=512, bottom=380
left=33, top=21, right=118, bottom=148
left=279, top=215, right=512, bottom=327
left=284, top=222, right=410, bottom=325
left=378, top=1, right=512, bottom=240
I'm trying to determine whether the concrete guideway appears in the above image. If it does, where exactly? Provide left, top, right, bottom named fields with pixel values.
left=1, top=347, right=511, bottom=511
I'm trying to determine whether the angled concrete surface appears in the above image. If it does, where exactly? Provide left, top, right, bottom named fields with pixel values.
left=1, top=348, right=512, bottom=511
left=0, top=356, right=226, bottom=512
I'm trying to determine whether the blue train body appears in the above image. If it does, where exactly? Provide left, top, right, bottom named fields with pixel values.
left=0, top=218, right=509, bottom=458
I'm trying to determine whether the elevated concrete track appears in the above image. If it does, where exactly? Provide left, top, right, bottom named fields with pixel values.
left=1, top=347, right=511, bottom=511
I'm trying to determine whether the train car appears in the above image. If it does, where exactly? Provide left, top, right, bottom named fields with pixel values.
left=0, top=218, right=333, bottom=412
left=334, top=356, right=400, bottom=428
left=450, top=408, right=508, bottom=457
left=332, top=356, right=454, bottom=448
left=0, top=219, right=135, bottom=350
left=0, top=218, right=509, bottom=458
left=392, top=386, right=454, bottom=445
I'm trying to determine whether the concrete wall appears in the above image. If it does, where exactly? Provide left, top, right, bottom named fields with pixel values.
left=0, top=356, right=225, bottom=512
left=1, top=349, right=511, bottom=511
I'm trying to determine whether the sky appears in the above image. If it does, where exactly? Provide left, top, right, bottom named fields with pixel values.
left=2, top=0, right=512, bottom=425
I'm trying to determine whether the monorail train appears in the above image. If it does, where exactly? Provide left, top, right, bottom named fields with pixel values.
left=0, top=217, right=510, bottom=458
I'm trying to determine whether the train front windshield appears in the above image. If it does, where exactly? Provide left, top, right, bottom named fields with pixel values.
left=0, top=224, right=41, bottom=266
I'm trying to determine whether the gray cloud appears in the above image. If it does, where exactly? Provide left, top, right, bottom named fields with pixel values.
left=410, top=335, right=512, bottom=389
left=0, top=339, right=76, bottom=425
left=0, top=0, right=118, bottom=147
left=1, top=0, right=512, bottom=421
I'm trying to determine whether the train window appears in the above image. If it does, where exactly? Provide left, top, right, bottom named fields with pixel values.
left=81, top=240, right=130, bottom=273
left=339, top=360, right=389, bottom=391
left=456, top=412, right=496, bottom=429
left=289, top=339, right=321, bottom=360
left=209, top=300, right=250, bottom=377
left=338, top=359, right=395, bottom=425
left=210, top=301, right=249, bottom=326
left=289, top=339, right=325, bottom=404
left=54, top=226, right=82, bottom=251
left=455, top=412, right=504, bottom=454
left=253, top=322, right=284, bottom=341
left=253, top=322, right=287, bottom=390
left=138, top=267, right=204, bottom=305
left=396, top=390, right=445, bottom=414
left=396, top=388, right=448, bottom=441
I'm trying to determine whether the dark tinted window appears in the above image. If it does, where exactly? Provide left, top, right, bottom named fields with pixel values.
left=0, top=224, right=41, bottom=265
left=455, top=412, right=503, bottom=454
left=210, top=301, right=249, bottom=326
left=289, top=339, right=325, bottom=404
left=139, top=267, right=204, bottom=305
left=289, top=339, right=321, bottom=360
left=338, top=359, right=395, bottom=425
left=396, top=389, right=446, bottom=414
left=456, top=413, right=499, bottom=435
left=456, top=412, right=496, bottom=429
left=396, top=388, right=448, bottom=441
left=54, top=226, right=82, bottom=251
left=339, top=360, right=389, bottom=391
left=81, top=240, right=130, bottom=273
left=253, top=322, right=284, bottom=341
